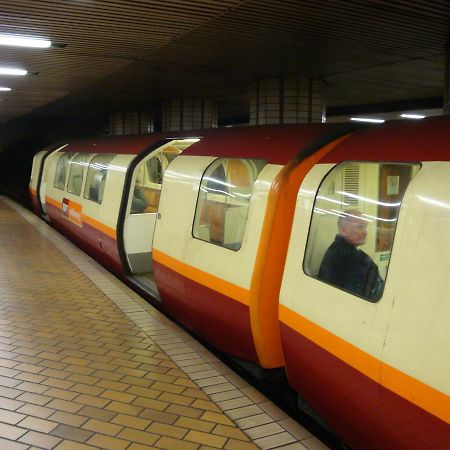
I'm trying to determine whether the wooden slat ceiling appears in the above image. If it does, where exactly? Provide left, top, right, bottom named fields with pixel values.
left=0, top=0, right=448, bottom=123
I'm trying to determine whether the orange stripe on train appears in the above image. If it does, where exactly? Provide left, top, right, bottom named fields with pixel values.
left=152, top=248, right=250, bottom=306
left=45, top=195, right=116, bottom=239
left=279, top=303, right=450, bottom=425
left=249, top=133, right=353, bottom=369
left=81, top=214, right=116, bottom=239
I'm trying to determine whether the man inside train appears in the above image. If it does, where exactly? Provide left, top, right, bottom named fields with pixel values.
left=131, top=178, right=148, bottom=214
left=318, top=210, right=384, bottom=301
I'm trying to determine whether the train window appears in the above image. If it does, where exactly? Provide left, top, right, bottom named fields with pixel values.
left=146, top=157, right=163, bottom=185
left=130, top=145, right=183, bottom=215
left=193, top=158, right=266, bottom=251
left=67, top=153, right=92, bottom=196
left=83, top=154, right=115, bottom=204
left=161, top=145, right=182, bottom=166
left=304, top=162, right=420, bottom=302
left=130, top=156, right=162, bottom=214
left=54, top=152, right=74, bottom=190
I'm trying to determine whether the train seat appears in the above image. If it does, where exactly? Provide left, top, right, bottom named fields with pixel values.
left=201, top=201, right=225, bottom=244
left=143, top=188, right=160, bottom=213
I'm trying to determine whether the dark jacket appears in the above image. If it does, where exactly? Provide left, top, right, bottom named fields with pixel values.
left=131, top=188, right=148, bottom=214
left=318, top=235, right=384, bottom=301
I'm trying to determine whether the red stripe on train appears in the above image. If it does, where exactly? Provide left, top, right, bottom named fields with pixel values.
left=46, top=202, right=123, bottom=275
left=154, top=260, right=258, bottom=363
left=280, top=322, right=450, bottom=450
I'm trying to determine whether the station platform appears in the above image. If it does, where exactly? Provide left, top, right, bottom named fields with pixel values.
left=0, top=197, right=329, bottom=450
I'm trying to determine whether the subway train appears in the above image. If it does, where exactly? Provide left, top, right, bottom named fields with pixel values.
left=29, top=117, right=450, bottom=450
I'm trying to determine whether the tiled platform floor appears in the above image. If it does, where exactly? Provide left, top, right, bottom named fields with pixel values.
left=0, top=197, right=329, bottom=450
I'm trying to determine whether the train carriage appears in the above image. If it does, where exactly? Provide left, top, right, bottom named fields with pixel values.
left=279, top=116, right=450, bottom=450
left=29, top=117, right=450, bottom=450
left=151, top=124, right=354, bottom=366
left=29, top=134, right=200, bottom=283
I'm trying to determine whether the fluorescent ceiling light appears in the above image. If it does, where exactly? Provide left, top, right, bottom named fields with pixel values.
left=350, top=117, right=385, bottom=123
left=0, top=67, right=27, bottom=76
left=401, top=114, right=425, bottom=119
left=0, top=87, right=11, bottom=91
left=0, top=35, right=51, bottom=48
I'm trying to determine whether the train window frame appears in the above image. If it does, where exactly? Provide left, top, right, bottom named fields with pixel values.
left=67, top=153, right=93, bottom=196
left=83, top=153, right=115, bottom=204
left=130, top=155, right=163, bottom=215
left=302, top=160, right=421, bottom=303
left=129, top=144, right=184, bottom=215
left=53, top=152, right=74, bottom=190
left=192, top=157, right=267, bottom=251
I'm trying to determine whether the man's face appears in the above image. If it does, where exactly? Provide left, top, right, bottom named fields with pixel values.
left=340, top=217, right=368, bottom=246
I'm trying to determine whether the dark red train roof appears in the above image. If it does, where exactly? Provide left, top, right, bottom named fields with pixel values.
left=180, top=124, right=352, bottom=164
left=58, top=124, right=355, bottom=165
left=320, top=115, right=450, bottom=164
left=61, top=134, right=164, bottom=157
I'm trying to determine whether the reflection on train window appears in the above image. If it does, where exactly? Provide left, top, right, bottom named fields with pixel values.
left=130, top=144, right=183, bottom=214
left=83, top=154, right=115, bottom=204
left=67, top=153, right=92, bottom=196
left=54, top=152, right=74, bottom=190
left=131, top=158, right=160, bottom=214
left=304, top=162, right=420, bottom=302
left=193, top=158, right=266, bottom=251
left=146, top=157, right=162, bottom=185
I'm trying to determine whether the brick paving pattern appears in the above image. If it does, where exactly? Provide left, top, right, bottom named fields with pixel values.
left=0, top=198, right=328, bottom=450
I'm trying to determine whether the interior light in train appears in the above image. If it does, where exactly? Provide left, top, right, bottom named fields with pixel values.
left=0, top=87, right=11, bottom=91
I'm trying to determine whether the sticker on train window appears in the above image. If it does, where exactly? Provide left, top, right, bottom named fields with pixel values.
left=304, top=162, right=420, bottom=302
left=193, top=158, right=267, bottom=251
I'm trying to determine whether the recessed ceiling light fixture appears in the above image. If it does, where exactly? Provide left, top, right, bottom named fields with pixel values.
left=0, top=35, right=51, bottom=48
left=0, top=67, right=27, bottom=76
left=350, top=117, right=385, bottom=123
left=400, top=114, right=425, bottom=119
left=0, top=87, right=11, bottom=91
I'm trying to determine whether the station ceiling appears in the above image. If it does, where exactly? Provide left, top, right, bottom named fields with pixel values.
left=0, top=0, right=448, bottom=124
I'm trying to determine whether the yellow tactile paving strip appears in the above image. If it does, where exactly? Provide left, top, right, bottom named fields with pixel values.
left=0, top=197, right=329, bottom=450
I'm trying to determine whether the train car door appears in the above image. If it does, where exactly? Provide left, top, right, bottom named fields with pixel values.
left=30, top=150, right=48, bottom=215
left=30, top=144, right=67, bottom=217
left=121, top=139, right=199, bottom=290
left=278, top=161, right=419, bottom=450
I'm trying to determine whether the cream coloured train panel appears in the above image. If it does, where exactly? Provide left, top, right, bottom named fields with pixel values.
left=40, top=148, right=63, bottom=209
left=81, top=154, right=132, bottom=230
left=30, top=151, right=47, bottom=191
left=154, top=155, right=215, bottom=262
left=380, top=162, right=450, bottom=394
left=45, top=151, right=67, bottom=205
left=280, top=163, right=393, bottom=360
left=30, top=150, right=50, bottom=213
left=154, top=155, right=281, bottom=290
left=40, top=151, right=57, bottom=213
left=45, top=152, right=132, bottom=232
